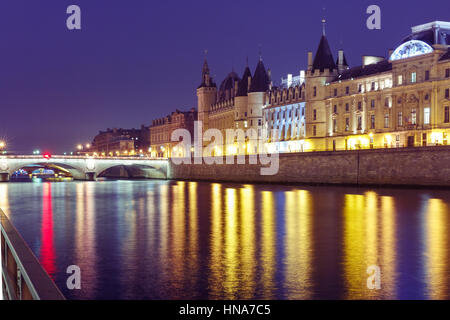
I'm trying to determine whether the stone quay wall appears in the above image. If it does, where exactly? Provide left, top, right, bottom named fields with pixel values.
left=167, top=146, right=450, bottom=187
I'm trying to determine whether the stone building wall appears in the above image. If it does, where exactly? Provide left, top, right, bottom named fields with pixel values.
left=168, top=146, right=450, bottom=187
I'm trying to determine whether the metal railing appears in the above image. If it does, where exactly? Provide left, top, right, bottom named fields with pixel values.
left=1, top=209, right=65, bottom=300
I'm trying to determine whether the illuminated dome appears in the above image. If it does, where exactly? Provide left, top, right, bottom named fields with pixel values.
left=390, top=40, right=434, bottom=61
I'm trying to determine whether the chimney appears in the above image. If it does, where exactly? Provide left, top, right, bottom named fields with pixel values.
left=337, top=50, right=346, bottom=73
left=338, top=50, right=344, bottom=66
left=307, top=51, right=313, bottom=71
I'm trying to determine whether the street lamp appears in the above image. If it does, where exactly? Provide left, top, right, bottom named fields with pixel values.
left=77, top=144, right=83, bottom=150
left=0, top=141, right=5, bottom=149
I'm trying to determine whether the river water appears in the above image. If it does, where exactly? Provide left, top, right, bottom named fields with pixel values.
left=1, top=180, right=450, bottom=299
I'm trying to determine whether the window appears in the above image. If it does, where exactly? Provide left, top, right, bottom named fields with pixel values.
left=371, top=115, right=375, bottom=129
left=345, top=103, right=349, bottom=112
left=313, top=109, right=317, bottom=120
left=333, top=119, right=337, bottom=133
left=371, top=82, right=375, bottom=91
left=398, top=112, right=403, bottom=126
left=345, top=118, right=350, bottom=131
left=333, top=105, right=337, bottom=114
left=313, top=125, right=317, bottom=136
left=385, top=97, right=391, bottom=107
left=411, top=109, right=417, bottom=125
left=411, top=72, right=417, bottom=83
left=424, top=108, right=430, bottom=125
left=384, top=114, right=389, bottom=128
left=334, top=88, right=337, bottom=96
left=371, top=99, right=375, bottom=109
left=313, top=87, right=317, bottom=97
left=245, top=112, right=247, bottom=117
left=358, top=84, right=362, bottom=93
left=446, top=69, right=450, bottom=78
left=425, top=70, right=430, bottom=81
left=258, top=119, right=262, bottom=126
left=445, top=106, right=450, bottom=123
left=446, top=89, right=449, bottom=99
left=398, top=75, right=403, bottom=85
left=357, top=116, right=362, bottom=130
left=346, top=86, right=349, bottom=95
left=358, top=102, right=362, bottom=110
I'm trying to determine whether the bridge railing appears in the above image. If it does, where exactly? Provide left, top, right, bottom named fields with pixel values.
left=1, top=155, right=167, bottom=160
left=1, top=209, right=65, bottom=300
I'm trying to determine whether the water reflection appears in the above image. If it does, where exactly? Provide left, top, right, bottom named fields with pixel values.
left=2, top=181, right=450, bottom=299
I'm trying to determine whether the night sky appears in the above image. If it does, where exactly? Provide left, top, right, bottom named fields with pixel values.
left=1, top=0, right=449, bottom=153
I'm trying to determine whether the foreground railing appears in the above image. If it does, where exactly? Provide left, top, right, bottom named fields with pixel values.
left=1, top=209, right=65, bottom=300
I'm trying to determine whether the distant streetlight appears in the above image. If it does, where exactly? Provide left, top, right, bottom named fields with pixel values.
left=77, top=144, right=83, bottom=150
left=86, top=144, right=91, bottom=149
left=0, top=141, right=5, bottom=149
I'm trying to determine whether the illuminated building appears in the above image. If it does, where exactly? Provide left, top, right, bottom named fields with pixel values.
left=150, top=108, right=197, bottom=158
left=197, top=56, right=270, bottom=155
left=90, top=127, right=148, bottom=156
left=299, top=20, right=450, bottom=151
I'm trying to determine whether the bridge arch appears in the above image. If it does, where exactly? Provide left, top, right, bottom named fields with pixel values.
left=8, top=162, right=87, bottom=180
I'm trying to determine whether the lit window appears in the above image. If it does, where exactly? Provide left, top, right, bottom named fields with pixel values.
left=345, top=118, right=350, bottom=131
left=398, top=112, right=403, bottom=126
left=411, top=72, right=417, bottom=83
left=371, top=115, right=375, bottom=129
left=424, top=107, right=430, bottom=125
left=398, top=75, right=403, bottom=85
left=384, top=114, right=389, bottom=128
left=411, top=109, right=417, bottom=125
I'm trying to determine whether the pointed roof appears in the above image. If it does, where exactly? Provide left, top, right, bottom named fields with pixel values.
left=198, top=58, right=216, bottom=88
left=249, top=59, right=270, bottom=93
left=202, top=58, right=209, bottom=75
left=312, top=35, right=336, bottom=72
left=236, top=66, right=252, bottom=97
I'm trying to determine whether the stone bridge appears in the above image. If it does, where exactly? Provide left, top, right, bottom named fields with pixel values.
left=0, top=155, right=169, bottom=181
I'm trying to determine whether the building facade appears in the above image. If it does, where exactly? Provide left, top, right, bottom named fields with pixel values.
left=90, top=126, right=150, bottom=156
left=150, top=108, right=197, bottom=158
left=264, top=20, right=450, bottom=153
left=197, top=57, right=270, bottom=155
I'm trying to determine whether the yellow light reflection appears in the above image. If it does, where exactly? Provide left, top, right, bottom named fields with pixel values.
left=224, top=188, right=238, bottom=298
left=343, top=194, right=366, bottom=299
left=209, top=183, right=223, bottom=298
left=187, top=182, right=199, bottom=284
left=285, top=190, right=313, bottom=299
left=171, top=181, right=186, bottom=285
left=240, top=185, right=255, bottom=299
left=381, top=196, right=396, bottom=299
left=425, top=198, right=449, bottom=299
left=261, top=191, right=275, bottom=299
left=343, top=192, right=397, bottom=299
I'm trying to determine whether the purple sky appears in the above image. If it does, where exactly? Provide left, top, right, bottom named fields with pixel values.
left=1, top=0, right=449, bottom=153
